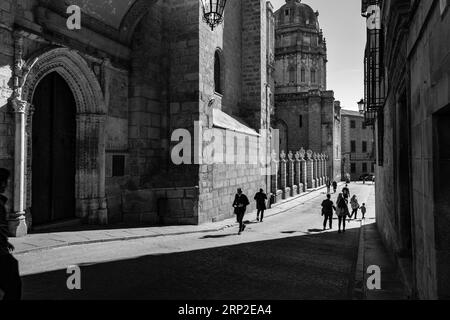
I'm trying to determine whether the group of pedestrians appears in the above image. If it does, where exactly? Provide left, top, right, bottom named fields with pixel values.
left=321, top=183, right=367, bottom=233
left=232, top=188, right=268, bottom=235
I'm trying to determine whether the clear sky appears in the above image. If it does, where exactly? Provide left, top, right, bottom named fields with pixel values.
left=271, top=0, right=366, bottom=111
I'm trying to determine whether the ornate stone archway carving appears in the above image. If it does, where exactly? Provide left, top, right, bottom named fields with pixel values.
left=10, top=46, right=108, bottom=235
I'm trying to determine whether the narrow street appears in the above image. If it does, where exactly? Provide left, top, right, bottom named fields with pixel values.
left=16, top=183, right=376, bottom=300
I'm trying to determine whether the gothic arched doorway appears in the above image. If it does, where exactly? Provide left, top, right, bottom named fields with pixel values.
left=31, top=72, right=76, bottom=225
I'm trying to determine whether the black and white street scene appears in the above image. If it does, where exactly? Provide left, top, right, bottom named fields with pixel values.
left=0, top=0, right=449, bottom=304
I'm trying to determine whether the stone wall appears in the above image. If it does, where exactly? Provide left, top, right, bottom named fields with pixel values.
left=195, top=0, right=271, bottom=224
left=373, top=0, right=450, bottom=299
left=407, top=1, right=450, bottom=299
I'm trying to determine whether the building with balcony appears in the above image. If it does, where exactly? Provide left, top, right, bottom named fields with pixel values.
left=341, top=109, right=375, bottom=181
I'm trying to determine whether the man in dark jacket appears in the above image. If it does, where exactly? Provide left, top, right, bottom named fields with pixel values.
left=254, top=189, right=267, bottom=222
left=233, top=188, right=250, bottom=235
left=0, top=168, right=22, bottom=300
left=321, top=194, right=336, bottom=230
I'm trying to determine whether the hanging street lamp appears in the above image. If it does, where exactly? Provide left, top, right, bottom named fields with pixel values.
left=201, top=0, right=228, bottom=31
left=357, top=99, right=365, bottom=114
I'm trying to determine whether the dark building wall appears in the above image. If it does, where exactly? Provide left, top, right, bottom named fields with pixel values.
left=408, top=0, right=450, bottom=299
left=371, top=0, right=450, bottom=299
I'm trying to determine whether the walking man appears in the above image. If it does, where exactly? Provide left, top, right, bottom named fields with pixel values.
left=342, top=184, right=350, bottom=200
left=233, top=188, right=250, bottom=235
left=321, top=194, right=336, bottom=230
left=254, top=189, right=267, bottom=222
left=332, top=181, right=338, bottom=194
left=326, top=178, right=331, bottom=194
left=0, top=168, right=22, bottom=300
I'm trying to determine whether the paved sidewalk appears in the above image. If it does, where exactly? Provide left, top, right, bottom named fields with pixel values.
left=353, top=188, right=407, bottom=300
left=11, top=184, right=338, bottom=255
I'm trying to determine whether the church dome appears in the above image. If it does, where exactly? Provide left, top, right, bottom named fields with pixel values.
left=276, top=0, right=320, bottom=30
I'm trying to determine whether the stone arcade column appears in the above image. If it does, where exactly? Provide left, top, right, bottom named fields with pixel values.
left=319, top=154, right=324, bottom=186
left=316, top=154, right=322, bottom=186
left=279, top=151, right=289, bottom=199
left=306, top=150, right=314, bottom=189
left=322, top=154, right=328, bottom=183
left=287, top=151, right=296, bottom=197
left=294, top=151, right=302, bottom=195
left=299, top=148, right=307, bottom=192
left=313, top=153, right=319, bottom=188
left=270, top=150, right=279, bottom=203
left=8, top=99, right=30, bottom=237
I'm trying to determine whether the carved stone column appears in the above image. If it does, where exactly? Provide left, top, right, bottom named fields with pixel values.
left=270, top=150, right=279, bottom=202
left=306, top=150, right=314, bottom=189
left=316, top=154, right=321, bottom=186
left=279, top=151, right=289, bottom=199
left=324, top=154, right=329, bottom=181
left=8, top=99, right=30, bottom=237
left=313, top=153, right=319, bottom=188
left=294, top=151, right=302, bottom=194
left=299, top=148, right=307, bottom=192
left=287, top=151, right=296, bottom=197
left=318, top=154, right=324, bottom=186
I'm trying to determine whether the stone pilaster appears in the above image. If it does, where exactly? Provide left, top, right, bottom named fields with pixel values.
left=306, top=150, right=314, bottom=189
left=312, top=153, right=318, bottom=188
left=294, top=151, right=302, bottom=194
left=319, top=153, right=325, bottom=186
left=287, top=151, right=297, bottom=196
left=270, top=150, right=279, bottom=202
left=279, top=151, right=289, bottom=199
left=299, top=148, right=307, bottom=192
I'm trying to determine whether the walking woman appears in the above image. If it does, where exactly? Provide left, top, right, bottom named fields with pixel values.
left=336, top=193, right=350, bottom=233
left=350, top=195, right=360, bottom=220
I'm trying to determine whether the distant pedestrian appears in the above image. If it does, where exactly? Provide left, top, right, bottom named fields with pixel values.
left=0, top=168, right=22, bottom=300
left=360, top=203, right=367, bottom=219
left=350, top=195, right=360, bottom=220
left=332, top=181, right=338, bottom=193
left=326, top=179, right=331, bottom=194
left=336, top=193, right=349, bottom=233
left=233, top=188, right=250, bottom=235
left=321, top=194, right=336, bottom=230
left=254, top=189, right=267, bottom=222
left=342, top=184, right=350, bottom=200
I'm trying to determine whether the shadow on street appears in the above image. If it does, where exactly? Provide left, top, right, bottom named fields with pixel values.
left=21, top=226, right=362, bottom=300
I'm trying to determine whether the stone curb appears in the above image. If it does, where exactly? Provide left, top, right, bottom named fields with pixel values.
left=353, top=220, right=366, bottom=300
left=14, top=184, right=337, bottom=256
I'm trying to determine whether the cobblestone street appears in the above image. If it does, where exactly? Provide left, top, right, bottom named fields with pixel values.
left=14, top=183, right=387, bottom=300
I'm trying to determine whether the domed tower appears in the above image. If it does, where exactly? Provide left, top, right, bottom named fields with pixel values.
left=274, top=0, right=327, bottom=94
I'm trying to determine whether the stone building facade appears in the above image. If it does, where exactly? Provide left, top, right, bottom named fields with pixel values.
left=362, top=0, right=450, bottom=299
left=273, top=0, right=341, bottom=182
left=341, top=109, right=375, bottom=180
left=0, top=0, right=274, bottom=236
